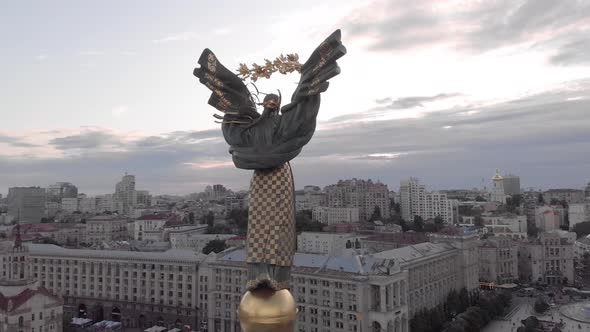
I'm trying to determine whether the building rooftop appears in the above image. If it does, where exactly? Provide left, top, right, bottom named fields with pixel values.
left=219, top=248, right=398, bottom=276
left=0, top=287, right=60, bottom=312
left=372, top=242, right=455, bottom=264
left=26, top=243, right=203, bottom=262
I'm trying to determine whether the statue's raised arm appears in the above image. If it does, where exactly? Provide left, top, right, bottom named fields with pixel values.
left=194, top=29, right=346, bottom=169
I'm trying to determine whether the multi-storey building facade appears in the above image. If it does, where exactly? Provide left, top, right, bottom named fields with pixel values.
left=28, top=244, right=205, bottom=330
left=490, top=170, right=507, bottom=203
left=518, top=231, right=575, bottom=285
left=479, top=237, right=518, bottom=284
left=296, top=232, right=364, bottom=255
left=542, top=189, right=586, bottom=205
left=115, top=174, right=136, bottom=216
left=534, top=206, right=561, bottom=232
left=461, top=214, right=527, bottom=239
left=399, top=178, right=457, bottom=223
left=203, top=249, right=409, bottom=332
left=0, top=239, right=63, bottom=332
left=312, top=206, right=359, bottom=225
left=374, top=231, right=479, bottom=317
left=503, top=174, right=521, bottom=196
left=569, top=202, right=590, bottom=230
left=79, top=196, right=97, bottom=213
left=96, top=194, right=117, bottom=213
left=295, top=190, right=325, bottom=211
left=224, top=195, right=248, bottom=215
left=46, top=182, right=78, bottom=203
left=324, top=179, right=390, bottom=221
left=61, top=197, right=79, bottom=212
left=85, top=216, right=128, bottom=245
left=135, top=190, right=152, bottom=208
left=134, top=214, right=169, bottom=241
left=6, top=187, right=46, bottom=224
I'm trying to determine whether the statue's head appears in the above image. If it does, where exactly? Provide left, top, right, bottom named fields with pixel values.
left=262, top=93, right=280, bottom=114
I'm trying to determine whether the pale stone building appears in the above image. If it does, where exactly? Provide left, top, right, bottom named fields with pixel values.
left=134, top=214, right=169, bottom=241
left=479, top=237, right=518, bottom=284
left=295, top=189, right=325, bottom=211
left=28, top=244, right=205, bottom=330
left=0, top=238, right=63, bottom=332
left=535, top=206, right=561, bottom=232
left=543, top=189, right=585, bottom=205
left=115, top=174, right=136, bottom=216
left=60, top=197, right=79, bottom=213
left=569, top=202, right=590, bottom=230
left=373, top=230, right=479, bottom=317
left=85, top=216, right=128, bottom=245
left=399, top=178, right=457, bottom=223
left=491, top=169, right=507, bottom=204
left=324, top=179, right=390, bottom=221
left=203, top=248, right=409, bottom=332
left=518, top=231, right=575, bottom=285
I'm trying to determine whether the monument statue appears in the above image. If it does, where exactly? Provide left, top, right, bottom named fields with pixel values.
left=193, top=29, right=346, bottom=331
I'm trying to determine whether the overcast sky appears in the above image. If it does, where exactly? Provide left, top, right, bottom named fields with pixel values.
left=1, top=0, right=590, bottom=196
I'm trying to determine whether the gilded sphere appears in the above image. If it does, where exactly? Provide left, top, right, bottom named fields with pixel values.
left=238, top=289, right=297, bottom=332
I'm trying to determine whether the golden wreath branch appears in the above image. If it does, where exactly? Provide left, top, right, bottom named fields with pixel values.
left=237, top=53, right=302, bottom=81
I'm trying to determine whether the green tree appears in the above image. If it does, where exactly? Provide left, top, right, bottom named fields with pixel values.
left=434, top=215, right=445, bottom=230
left=229, top=208, right=248, bottom=234
left=369, top=205, right=382, bottom=222
left=527, top=223, right=539, bottom=238
left=446, top=289, right=461, bottom=317
left=534, top=297, right=549, bottom=314
left=201, top=211, right=215, bottom=227
left=202, top=239, right=228, bottom=254
left=538, top=193, right=545, bottom=204
left=475, top=195, right=486, bottom=202
left=573, top=221, right=590, bottom=238
left=413, top=215, right=425, bottom=232
left=188, top=212, right=195, bottom=224
left=295, top=210, right=324, bottom=232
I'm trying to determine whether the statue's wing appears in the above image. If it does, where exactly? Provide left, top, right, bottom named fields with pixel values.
left=282, top=29, right=347, bottom=113
left=193, top=49, right=259, bottom=124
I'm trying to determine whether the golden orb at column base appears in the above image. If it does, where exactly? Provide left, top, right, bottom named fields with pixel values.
left=238, top=289, right=297, bottom=332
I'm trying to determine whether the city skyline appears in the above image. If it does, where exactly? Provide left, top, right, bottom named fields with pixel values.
left=2, top=0, right=590, bottom=194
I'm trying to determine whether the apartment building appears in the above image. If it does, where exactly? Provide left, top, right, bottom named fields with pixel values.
left=399, top=178, right=457, bottom=224
left=518, top=231, right=575, bottom=285
left=324, top=179, right=390, bottom=221
left=28, top=244, right=205, bottom=330
left=312, top=206, right=360, bottom=225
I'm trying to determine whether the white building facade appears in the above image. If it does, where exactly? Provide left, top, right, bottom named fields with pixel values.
left=399, top=178, right=457, bottom=223
left=296, top=232, right=364, bottom=255
left=312, top=206, right=359, bottom=225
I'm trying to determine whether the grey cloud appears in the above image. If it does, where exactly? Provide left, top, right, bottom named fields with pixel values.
left=2, top=81, right=590, bottom=195
left=389, top=93, right=461, bottom=109
left=549, top=35, right=590, bottom=66
left=49, top=132, right=123, bottom=150
left=344, top=0, right=590, bottom=64
left=0, top=134, right=39, bottom=148
left=329, top=92, right=461, bottom=123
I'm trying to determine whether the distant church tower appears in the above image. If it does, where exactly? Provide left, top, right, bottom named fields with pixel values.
left=491, top=169, right=507, bottom=203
